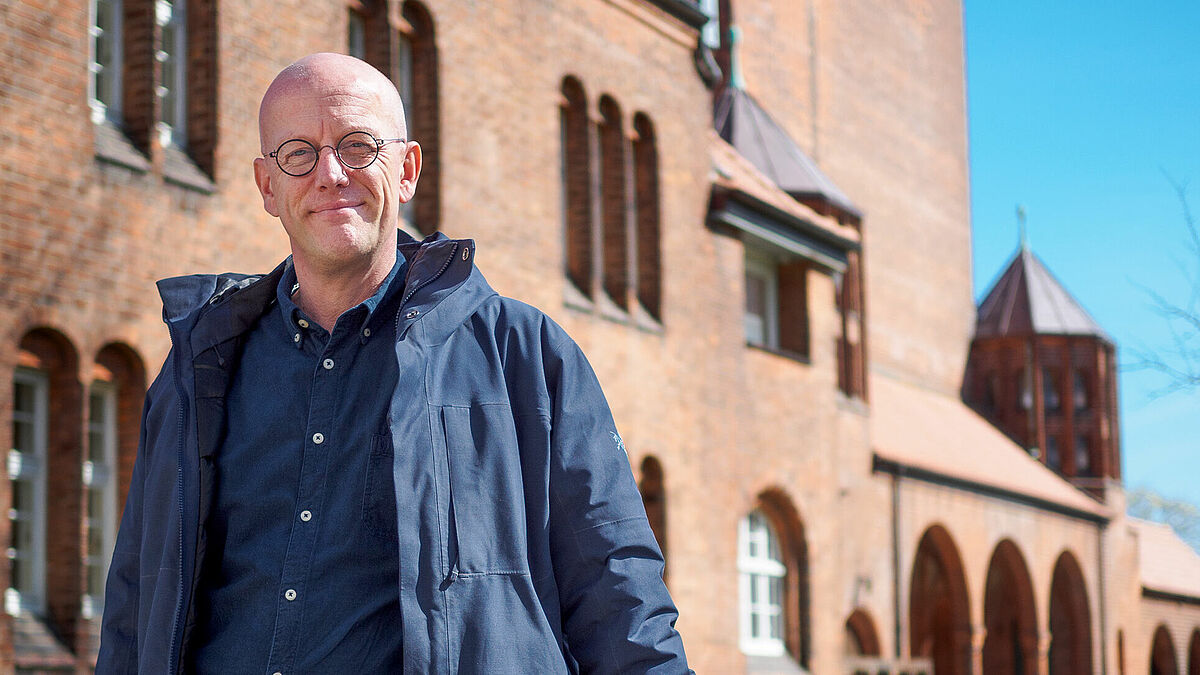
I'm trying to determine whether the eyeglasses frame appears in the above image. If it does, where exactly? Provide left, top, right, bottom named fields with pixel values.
left=266, top=130, right=407, bottom=177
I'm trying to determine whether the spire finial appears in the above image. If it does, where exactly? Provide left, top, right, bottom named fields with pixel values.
left=729, top=26, right=745, bottom=90
left=1016, top=204, right=1029, bottom=251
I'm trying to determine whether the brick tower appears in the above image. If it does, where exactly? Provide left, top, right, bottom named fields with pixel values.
left=963, top=243, right=1121, bottom=500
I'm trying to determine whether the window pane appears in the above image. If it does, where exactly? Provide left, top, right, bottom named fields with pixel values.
left=347, top=10, right=365, bottom=59
left=1075, top=435, right=1091, bottom=474
left=1046, top=436, right=1061, bottom=470
left=1073, top=370, right=1089, bottom=411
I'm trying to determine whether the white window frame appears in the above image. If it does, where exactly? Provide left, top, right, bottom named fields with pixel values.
left=155, top=0, right=188, bottom=148
left=738, top=510, right=787, bottom=656
left=82, top=381, right=119, bottom=620
left=88, top=0, right=124, bottom=125
left=744, top=249, right=780, bottom=350
left=7, top=369, right=48, bottom=616
left=699, top=0, right=720, bottom=49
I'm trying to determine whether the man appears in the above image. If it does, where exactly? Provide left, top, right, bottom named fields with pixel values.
left=98, top=53, right=689, bottom=674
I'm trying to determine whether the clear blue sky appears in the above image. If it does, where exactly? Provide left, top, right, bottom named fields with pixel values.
left=964, top=2, right=1200, bottom=505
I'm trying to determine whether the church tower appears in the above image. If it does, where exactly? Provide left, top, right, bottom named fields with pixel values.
left=963, top=243, right=1121, bottom=500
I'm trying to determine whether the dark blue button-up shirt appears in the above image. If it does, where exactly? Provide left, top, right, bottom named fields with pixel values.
left=190, top=256, right=406, bottom=674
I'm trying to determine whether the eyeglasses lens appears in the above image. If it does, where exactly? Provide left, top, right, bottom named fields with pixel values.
left=274, top=132, right=381, bottom=176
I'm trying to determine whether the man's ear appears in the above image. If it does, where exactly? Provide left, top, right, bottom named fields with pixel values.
left=253, top=157, right=281, bottom=217
left=398, top=141, right=423, bottom=203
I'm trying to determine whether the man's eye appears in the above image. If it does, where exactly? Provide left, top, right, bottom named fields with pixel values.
left=286, top=148, right=313, bottom=160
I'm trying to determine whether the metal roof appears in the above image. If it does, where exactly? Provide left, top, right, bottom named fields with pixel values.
left=975, top=247, right=1111, bottom=341
left=714, top=86, right=862, bottom=221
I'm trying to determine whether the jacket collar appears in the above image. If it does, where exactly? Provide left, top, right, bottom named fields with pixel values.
left=156, top=231, right=492, bottom=356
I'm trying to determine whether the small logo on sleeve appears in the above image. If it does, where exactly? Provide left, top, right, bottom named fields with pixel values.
left=610, top=431, right=627, bottom=455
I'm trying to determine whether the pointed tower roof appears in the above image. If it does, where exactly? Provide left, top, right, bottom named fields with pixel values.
left=976, top=247, right=1111, bottom=341
left=713, top=87, right=861, bottom=222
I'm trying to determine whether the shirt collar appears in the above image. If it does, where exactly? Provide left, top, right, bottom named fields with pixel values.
left=276, top=255, right=407, bottom=348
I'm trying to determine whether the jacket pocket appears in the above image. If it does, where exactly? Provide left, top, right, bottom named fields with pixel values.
left=362, top=433, right=399, bottom=541
left=440, top=404, right=530, bottom=576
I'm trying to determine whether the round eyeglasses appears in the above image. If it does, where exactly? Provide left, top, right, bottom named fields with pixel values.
left=268, top=131, right=405, bottom=177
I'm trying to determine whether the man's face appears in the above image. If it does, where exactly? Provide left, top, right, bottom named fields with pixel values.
left=254, top=71, right=420, bottom=275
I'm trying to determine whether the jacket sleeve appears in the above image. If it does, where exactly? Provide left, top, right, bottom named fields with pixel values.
left=97, top=357, right=166, bottom=674
left=544, top=336, right=692, bottom=674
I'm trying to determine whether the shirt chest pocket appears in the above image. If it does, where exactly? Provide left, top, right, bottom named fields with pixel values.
left=439, top=404, right=530, bottom=577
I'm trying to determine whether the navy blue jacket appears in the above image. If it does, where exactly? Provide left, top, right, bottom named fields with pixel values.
left=97, top=233, right=690, bottom=674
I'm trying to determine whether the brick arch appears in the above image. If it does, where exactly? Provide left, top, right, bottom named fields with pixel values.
left=16, top=328, right=85, bottom=651
left=845, top=608, right=881, bottom=657
left=1048, top=550, right=1092, bottom=675
left=93, top=343, right=147, bottom=518
left=560, top=75, right=592, bottom=297
left=1189, top=629, right=1200, bottom=675
left=1152, top=624, right=1179, bottom=675
left=909, top=524, right=971, bottom=675
left=754, top=487, right=811, bottom=668
left=982, top=539, right=1038, bottom=674
left=638, top=456, right=667, bottom=568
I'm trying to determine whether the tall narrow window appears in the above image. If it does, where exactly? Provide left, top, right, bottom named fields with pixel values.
left=347, top=8, right=366, bottom=59
left=638, top=457, right=667, bottom=565
left=90, top=0, right=124, bottom=125
left=8, top=369, right=48, bottom=616
left=83, top=382, right=119, bottom=620
left=1045, top=435, right=1061, bottom=471
left=1074, top=434, right=1092, bottom=477
left=632, top=113, right=661, bottom=320
left=401, top=1, right=439, bottom=235
left=598, top=96, right=628, bottom=310
left=739, top=510, right=786, bottom=656
left=561, top=77, right=592, bottom=297
left=744, top=250, right=779, bottom=349
left=1072, top=370, right=1089, bottom=412
left=156, top=0, right=187, bottom=148
left=1042, top=367, right=1061, bottom=414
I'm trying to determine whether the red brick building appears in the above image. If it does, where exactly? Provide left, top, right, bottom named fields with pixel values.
left=2, top=0, right=1199, bottom=672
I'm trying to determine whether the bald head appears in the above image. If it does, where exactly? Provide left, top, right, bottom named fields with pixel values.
left=259, top=53, right=407, bottom=153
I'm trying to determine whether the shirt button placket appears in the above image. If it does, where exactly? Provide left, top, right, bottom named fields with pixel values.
left=300, top=510, right=312, bottom=522
left=312, top=432, right=324, bottom=445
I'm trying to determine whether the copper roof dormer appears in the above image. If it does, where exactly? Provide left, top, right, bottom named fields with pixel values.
left=712, top=28, right=861, bottom=224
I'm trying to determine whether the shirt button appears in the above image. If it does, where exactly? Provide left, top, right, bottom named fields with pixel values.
left=273, top=672, right=283, bottom=675
left=300, top=510, right=312, bottom=522
left=293, top=333, right=301, bottom=343
left=312, top=432, right=325, bottom=445
left=297, top=318, right=309, bottom=328
left=284, top=589, right=297, bottom=601
left=362, top=327, right=371, bottom=337
left=322, top=358, right=334, bottom=370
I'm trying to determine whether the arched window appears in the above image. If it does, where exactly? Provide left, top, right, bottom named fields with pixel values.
left=1188, top=629, right=1200, bottom=675
left=632, top=113, right=661, bottom=320
left=560, top=76, right=592, bottom=297
left=844, top=609, right=881, bottom=657
left=10, top=329, right=83, bottom=660
left=737, top=492, right=810, bottom=667
left=401, top=1, right=440, bottom=236
left=598, top=95, right=628, bottom=310
left=84, top=344, right=146, bottom=631
left=638, top=456, right=667, bottom=564
left=739, top=510, right=785, bottom=656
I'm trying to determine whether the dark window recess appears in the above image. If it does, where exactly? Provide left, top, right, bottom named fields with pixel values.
left=1042, top=367, right=1061, bottom=414
left=598, top=95, right=628, bottom=310
left=560, top=77, right=592, bottom=297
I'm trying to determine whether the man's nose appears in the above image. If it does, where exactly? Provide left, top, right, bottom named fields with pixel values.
left=312, top=146, right=350, bottom=188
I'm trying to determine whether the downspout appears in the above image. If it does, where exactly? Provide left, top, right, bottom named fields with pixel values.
left=892, top=469, right=903, bottom=659
left=1097, top=519, right=1109, bottom=675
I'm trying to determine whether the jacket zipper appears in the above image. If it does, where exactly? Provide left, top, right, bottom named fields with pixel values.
left=167, top=323, right=188, bottom=675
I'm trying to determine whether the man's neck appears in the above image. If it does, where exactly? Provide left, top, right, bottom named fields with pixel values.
left=291, top=250, right=397, bottom=331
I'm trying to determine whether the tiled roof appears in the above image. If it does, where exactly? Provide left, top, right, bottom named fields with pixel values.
left=871, top=374, right=1108, bottom=518
left=976, top=247, right=1110, bottom=340
left=709, top=131, right=860, bottom=246
left=1132, top=518, right=1200, bottom=600
left=714, top=86, right=861, bottom=220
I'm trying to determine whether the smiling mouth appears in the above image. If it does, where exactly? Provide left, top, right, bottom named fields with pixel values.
left=310, top=202, right=364, bottom=214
